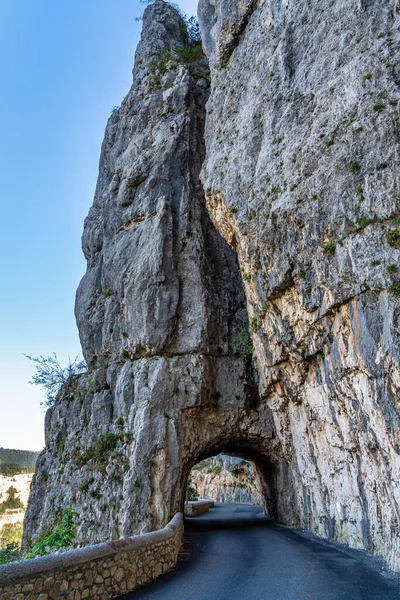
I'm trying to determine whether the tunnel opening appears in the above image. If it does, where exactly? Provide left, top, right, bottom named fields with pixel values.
left=187, top=453, right=263, bottom=508
left=180, top=440, right=287, bottom=524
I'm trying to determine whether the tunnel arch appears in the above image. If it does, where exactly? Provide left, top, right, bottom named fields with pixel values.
left=176, top=434, right=299, bottom=527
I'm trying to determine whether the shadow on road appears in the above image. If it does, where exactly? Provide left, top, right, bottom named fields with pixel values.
left=119, top=503, right=400, bottom=600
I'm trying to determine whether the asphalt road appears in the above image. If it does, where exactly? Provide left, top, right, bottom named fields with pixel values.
left=121, top=503, right=400, bottom=600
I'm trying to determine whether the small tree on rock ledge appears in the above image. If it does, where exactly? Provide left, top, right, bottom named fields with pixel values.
left=25, top=353, right=86, bottom=408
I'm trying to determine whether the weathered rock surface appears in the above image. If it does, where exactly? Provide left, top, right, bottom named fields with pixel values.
left=199, top=0, right=400, bottom=570
left=23, top=0, right=268, bottom=550
left=191, top=455, right=263, bottom=505
left=24, top=0, right=400, bottom=573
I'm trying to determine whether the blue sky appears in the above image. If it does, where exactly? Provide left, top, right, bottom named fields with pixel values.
left=0, top=0, right=197, bottom=451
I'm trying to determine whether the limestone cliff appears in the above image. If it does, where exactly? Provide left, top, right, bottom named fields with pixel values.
left=198, top=0, right=400, bottom=570
left=191, top=455, right=263, bottom=505
left=24, top=0, right=400, bottom=572
left=24, top=0, right=255, bottom=550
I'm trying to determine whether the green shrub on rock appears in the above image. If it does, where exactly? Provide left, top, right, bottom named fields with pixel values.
left=389, top=283, right=400, bottom=298
left=232, top=330, right=253, bottom=358
left=386, top=228, right=400, bottom=249
left=323, top=241, right=336, bottom=255
left=26, top=509, right=76, bottom=559
left=0, top=542, right=20, bottom=565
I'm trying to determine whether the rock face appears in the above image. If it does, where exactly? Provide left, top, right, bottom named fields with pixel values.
left=191, top=455, right=263, bottom=505
left=198, top=0, right=400, bottom=570
left=24, top=0, right=264, bottom=550
left=24, top=0, right=400, bottom=572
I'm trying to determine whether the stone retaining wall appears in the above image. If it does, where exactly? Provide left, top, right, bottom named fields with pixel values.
left=0, top=513, right=183, bottom=600
left=184, top=500, right=214, bottom=517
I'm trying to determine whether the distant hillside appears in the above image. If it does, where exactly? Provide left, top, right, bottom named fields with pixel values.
left=0, top=449, right=40, bottom=475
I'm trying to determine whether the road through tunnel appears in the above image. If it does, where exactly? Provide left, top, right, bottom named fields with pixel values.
left=177, top=437, right=301, bottom=528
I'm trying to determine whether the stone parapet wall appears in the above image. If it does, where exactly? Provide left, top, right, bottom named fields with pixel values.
left=0, top=513, right=183, bottom=599
left=184, top=500, right=214, bottom=517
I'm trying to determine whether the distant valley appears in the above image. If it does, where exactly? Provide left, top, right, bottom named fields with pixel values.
left=0, top=448, right=39, bottom=557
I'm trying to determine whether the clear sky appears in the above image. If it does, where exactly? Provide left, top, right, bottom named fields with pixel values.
left=0, top=0, right=198, bottom=451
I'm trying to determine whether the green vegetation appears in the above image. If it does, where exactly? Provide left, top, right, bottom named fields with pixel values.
left=56, top=432, right=66, bottom=455
left=387, top=264, right=397, bottom=274
left=24, top=353, right=86, bottom=408
left=250, top=317, right=258, bottom=332
left=230, top=207, right=238, bottom=214
left=186, top=477, right=198, bottom=502
left=0, top=523, right=23, bottom=551
left=148, top=17, right=204, bottom=91
left=317, top=352, right=325, bottom=361
left=73, top=433, right=121, bottom=471
left=0, top=541, right=20, bottom=565
left=1, top=533, right=21, bottom=563
left=357, top=216, right=372, bottom=228
left=192, top=460, right=208, bottom=471
left=0, top=463, right=34, bottom=477
left=121, top=349, right=130, bottom=360
left=389, top=283, right=400, bottom=298
left=39, top=471, right=49, bottom=484
left=26, top=509, right=76, bottom=559
left=206, top=464, right=222, bottom=475
left=349, top=161, right=360, bottom=174
left=376, top=162, right=388, bottom=170
left=0, top=449, right=39, bottom=469
left=232, top=330, right=253, bottom=359
left=149, top=48, right=174, bottom=86
left=242, top=272, right=251, bottom=283
left=373, top=103, right=385, bottom=112
left=78, top=477, right=95, bottom=494
left=0, top=487, right=24, bottom=515
left=115, top=417, right=124, bottom=431
left=102, top=289, right=114, bottom=298
left=175, top=44, right=204, bottom=63
left=323, top=241, right=336, bottom=256
left=386, top=228, right=400, bottom=249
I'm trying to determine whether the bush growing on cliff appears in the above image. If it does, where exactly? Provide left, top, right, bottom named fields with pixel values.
left=389, top=282, right=400, bottom=298
left=186, top=477, right=198, bottom=501
left=25, top=353, right=86, bottom=407
left=73, top=433, right=121, bottom=471
left=175, top=44, right=204, bottom=63
left=232, top=331, right=253, bottom=358
left=386, top=228, right=400, bottom=249
left=26, top=509, right=76, bottom=559
left=323, top=241, right=336, bottom=256
left=0, top=542, right=20, bottom=565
